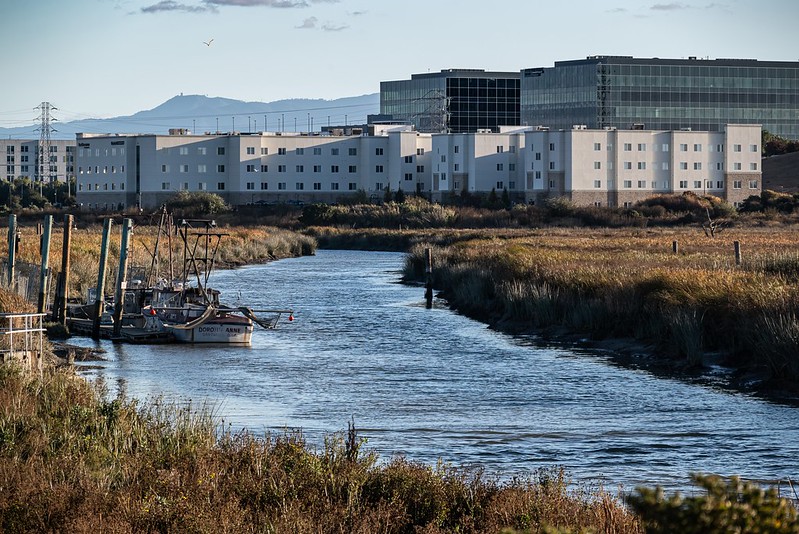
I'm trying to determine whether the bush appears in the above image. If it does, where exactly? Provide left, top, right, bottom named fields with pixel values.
left=164, top=191, right=230, bottom=217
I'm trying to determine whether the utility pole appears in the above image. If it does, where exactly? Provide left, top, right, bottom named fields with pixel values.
left=34, top=102, right=58, bottom=195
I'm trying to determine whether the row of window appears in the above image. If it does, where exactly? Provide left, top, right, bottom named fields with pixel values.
left=5, top=145, right=67, bottom=153
left=79, top=148, right=126, bottom=157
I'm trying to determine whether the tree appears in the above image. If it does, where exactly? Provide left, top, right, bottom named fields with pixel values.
left=383, top=183, right=393, bottom=204
left=394, top=186, right=406, bottom=204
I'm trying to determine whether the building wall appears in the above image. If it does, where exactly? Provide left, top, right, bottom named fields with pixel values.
left=1, top=139, right=76, bottom=184
left=76, top=125, right=761, bottom=211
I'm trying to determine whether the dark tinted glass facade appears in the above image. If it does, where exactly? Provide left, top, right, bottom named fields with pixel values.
left=521, top=56, right=799, bottom=140
left=381, top=70, right=520, bottom=133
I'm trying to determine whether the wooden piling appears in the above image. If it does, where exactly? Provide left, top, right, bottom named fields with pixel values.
left=425, top=247, right=433, bottom=309
left=672, top=240, right=679, bottom=254
left=112, top=218, right=133, bottom=337
left=53, top=214, right=73, bottom=324
left=37, top=215, right=53, bottom=314
left=734, top=240, right=742, bottom=266
left=91, top=218, right=113, bottom=339
left=7, top=214, right=16, bottom=290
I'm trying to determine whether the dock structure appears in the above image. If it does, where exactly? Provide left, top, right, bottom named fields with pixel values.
left=0, top=312, right=46, bottom=372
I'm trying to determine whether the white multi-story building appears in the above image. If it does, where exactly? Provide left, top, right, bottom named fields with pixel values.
left=1, top=139, right=76, bottom=184
left=76, top=124, right=761, bottom=210
left=430, top=123, right=761, bottom=207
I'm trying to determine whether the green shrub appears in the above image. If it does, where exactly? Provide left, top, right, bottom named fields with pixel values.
left=164, top=191, right=230, bottom=217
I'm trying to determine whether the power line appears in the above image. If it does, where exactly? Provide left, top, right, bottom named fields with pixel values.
left=34, top=102, right=58, bottom=190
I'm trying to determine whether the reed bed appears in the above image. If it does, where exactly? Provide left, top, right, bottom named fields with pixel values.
left=0, top=365, right=643, bottom=533
left=403, top=227, right=799, bottom=383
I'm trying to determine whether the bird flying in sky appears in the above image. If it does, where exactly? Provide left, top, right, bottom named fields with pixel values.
left=203, top=39, right=214, bottom=47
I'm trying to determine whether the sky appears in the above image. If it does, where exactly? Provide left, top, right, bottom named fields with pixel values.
left=1, top=0, right=797, bottom=128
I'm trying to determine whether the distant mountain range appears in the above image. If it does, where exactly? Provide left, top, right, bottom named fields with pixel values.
left=1, top=93, right=380, bottom=140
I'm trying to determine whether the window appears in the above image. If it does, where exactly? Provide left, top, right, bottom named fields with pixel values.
left=637, top=143, right=646, bottom=151
left=199, top=182, right=207, bottom=190
left=624, top=162, right=632, bottom=170
left=693, top=144, right=702, bottom=152
left=217, top=182, right=225, bottom=190
left=313, top=147, right=321, bottom=155
left=662, top=144, right=670, bottom=152
left=441, top=155, right=446, bottom=163
left=509, top=164, right=515, bottom=171
left=348, top=182, right=357, bottom=190
left=733, top=180, right=742, bottom=189
left=375, top=165, right=384, bottom=173
left=198, top=164, right=206, bottom=173
left=549, top=180, right=554, bottom=188
left=375, top=147, right=384, bottom=156
left=313, top=165, right=321, bottom=173
left=180, top=164, right=189, bottom=173
left=662, top=162, right=669, bottom=170
left=535, top=171, right=541, bottom=180
left=716, top=181, right=723, bottom=189
left=179, top=147, right=189, bottom=155
left=454, top=146, right=459, bottom=153
left=260, top=182, right=267, bottom=190
left=594, top=142, right=601, bottom=151
left=349, top=165, right=357, bottom=173
left=313, top=182, right=321, bottom=190
left=261, top=165, right=268, bottom=172
left=217, top=147, right=225, bottom=155
left=717, top=144, right=724, bottom=152
left=509, top=146, right=516, bottom=153
left=624, top=143, right=632, bottom=152
left=246, top=147, right=255, bottom=155
left=246, top=164, right=256, bottom=172
left=594, top=161, right=601, bottom=170
left=705, top=180, right=713, bottom=189
left=161, top=164, right=169, bottom=172
left=750, top=144, right=758, bottom=152
left=296, top=165, right=304, bottom=172
left=349, top=148, right=357, bottom=156
left=278, top=182, right=286, bottom=190
left=680, top=144, right=688, bottom=152
left=509, top=181, right=516, bottom=189
left=593, top=179, right=601, bottom=188
left=549, top=143, right=555, bottom=151
left=623, top=180, right=632, bottom=188
left=749, top=180, right=758, bottom=189
left=331, top=165, right=339, bottom=173
left=296, top=148, right=304, bottom=155
left=679, top=180, right=688, bottom=188
left=295, top=182, right=304, bottom=190
left=680, top=162, right=688, bottom=170
left=246, top=182, right=255, bottom=190
left=161, top=182, right=170, bottom=190
left=750, top=162, right=758, bottom=171
left=331, top=148, right=339, bottom=156
left=331, top=182, right=340, bottom=190
left=638, top=162, right=646, bottom=170
left=278, top=147, right=286, bottom=155
left=549, top=162, right=555, bottom=170
left=496, top=146, right=504, bottom=153
left=637, top=180, right=647, bottom=188
left=404, top=173, right=413, bottom=181
left=694, top=180, right=702, bottom=188
left=716, top=162, right=724, bottom=170
left=417, top=148, right=424, bottom=156
left=496, top=164, right=504, bottom=171
left=375, top=183, right=384, bottom=191
left=733, top=162, right=742, bottom=170
left=734, top=144, right=742, bottom=152
left=404, top=155, right=413, bottom=163
left=261, top=147, right=268, bottom=155
left=496, top=181, right=504, bottom=189
left=535, top=152, right=541, bottom=161
left=278, top=165, right=286, bottom=172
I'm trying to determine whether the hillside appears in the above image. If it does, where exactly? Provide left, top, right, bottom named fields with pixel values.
left=763, top=152, right=799, bottom=193
left=0, top=93, right=380, bottom=139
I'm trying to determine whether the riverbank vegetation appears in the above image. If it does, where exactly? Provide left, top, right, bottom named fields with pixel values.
left=401, top=227, right=799, bottom=392
left=0, top=364, right=643, bottom=533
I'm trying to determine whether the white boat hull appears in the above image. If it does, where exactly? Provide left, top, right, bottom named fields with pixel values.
left=169, top=320, right=254, bottom=344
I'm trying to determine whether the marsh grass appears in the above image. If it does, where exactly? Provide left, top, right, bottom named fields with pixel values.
left=403, top=227, right=799, bottom=380
left=0, top=366, right=642, bottom=533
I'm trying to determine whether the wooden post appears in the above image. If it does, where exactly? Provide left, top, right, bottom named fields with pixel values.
left=92, top=218, right=113, bottom=339
left=425, top=247, right=433, bottom=309
left=672, top=240, right=679, bottom=254
left=734, top=240, right=742, bottom=266
left=7, top=214, right=16, bottom=289
left=53, top=214, right=73, bottom=324
left=112, top=218, right=133, bottom=337
left=37, top=215, right=53, bottom=314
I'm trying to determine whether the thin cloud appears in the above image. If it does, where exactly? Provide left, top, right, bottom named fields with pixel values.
left=606, top=7, right=627, bottom=13
left=140, top=0, right=212, bottom=13
left=296, top=16, right=317, bottom=28
left=204, top=0, right=338, bottom=6
left=650, top=2, right=690, bottom=10
left=350, top=10, right=367, bottom=15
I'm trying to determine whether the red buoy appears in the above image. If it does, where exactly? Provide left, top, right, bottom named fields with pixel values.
left=288, top=314, right=294, bottom=322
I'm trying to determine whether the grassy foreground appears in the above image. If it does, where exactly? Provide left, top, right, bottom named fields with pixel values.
left=0, top=365, right=642, bottom=533
left=401, top=226, right=799, bottom=388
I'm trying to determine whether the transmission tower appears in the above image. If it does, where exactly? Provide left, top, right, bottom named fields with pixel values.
left=34, top=101, right=58, bottom=191
left=412, top=90, right=449, bottom=133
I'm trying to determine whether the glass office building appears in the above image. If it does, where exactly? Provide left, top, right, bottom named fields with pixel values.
left=521, top=56, right=799, bottom=140
left=380, top=69, right=520, bottom=133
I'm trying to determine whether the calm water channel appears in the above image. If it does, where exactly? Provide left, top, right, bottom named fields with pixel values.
left=73, top=249, right=799, bottom=492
